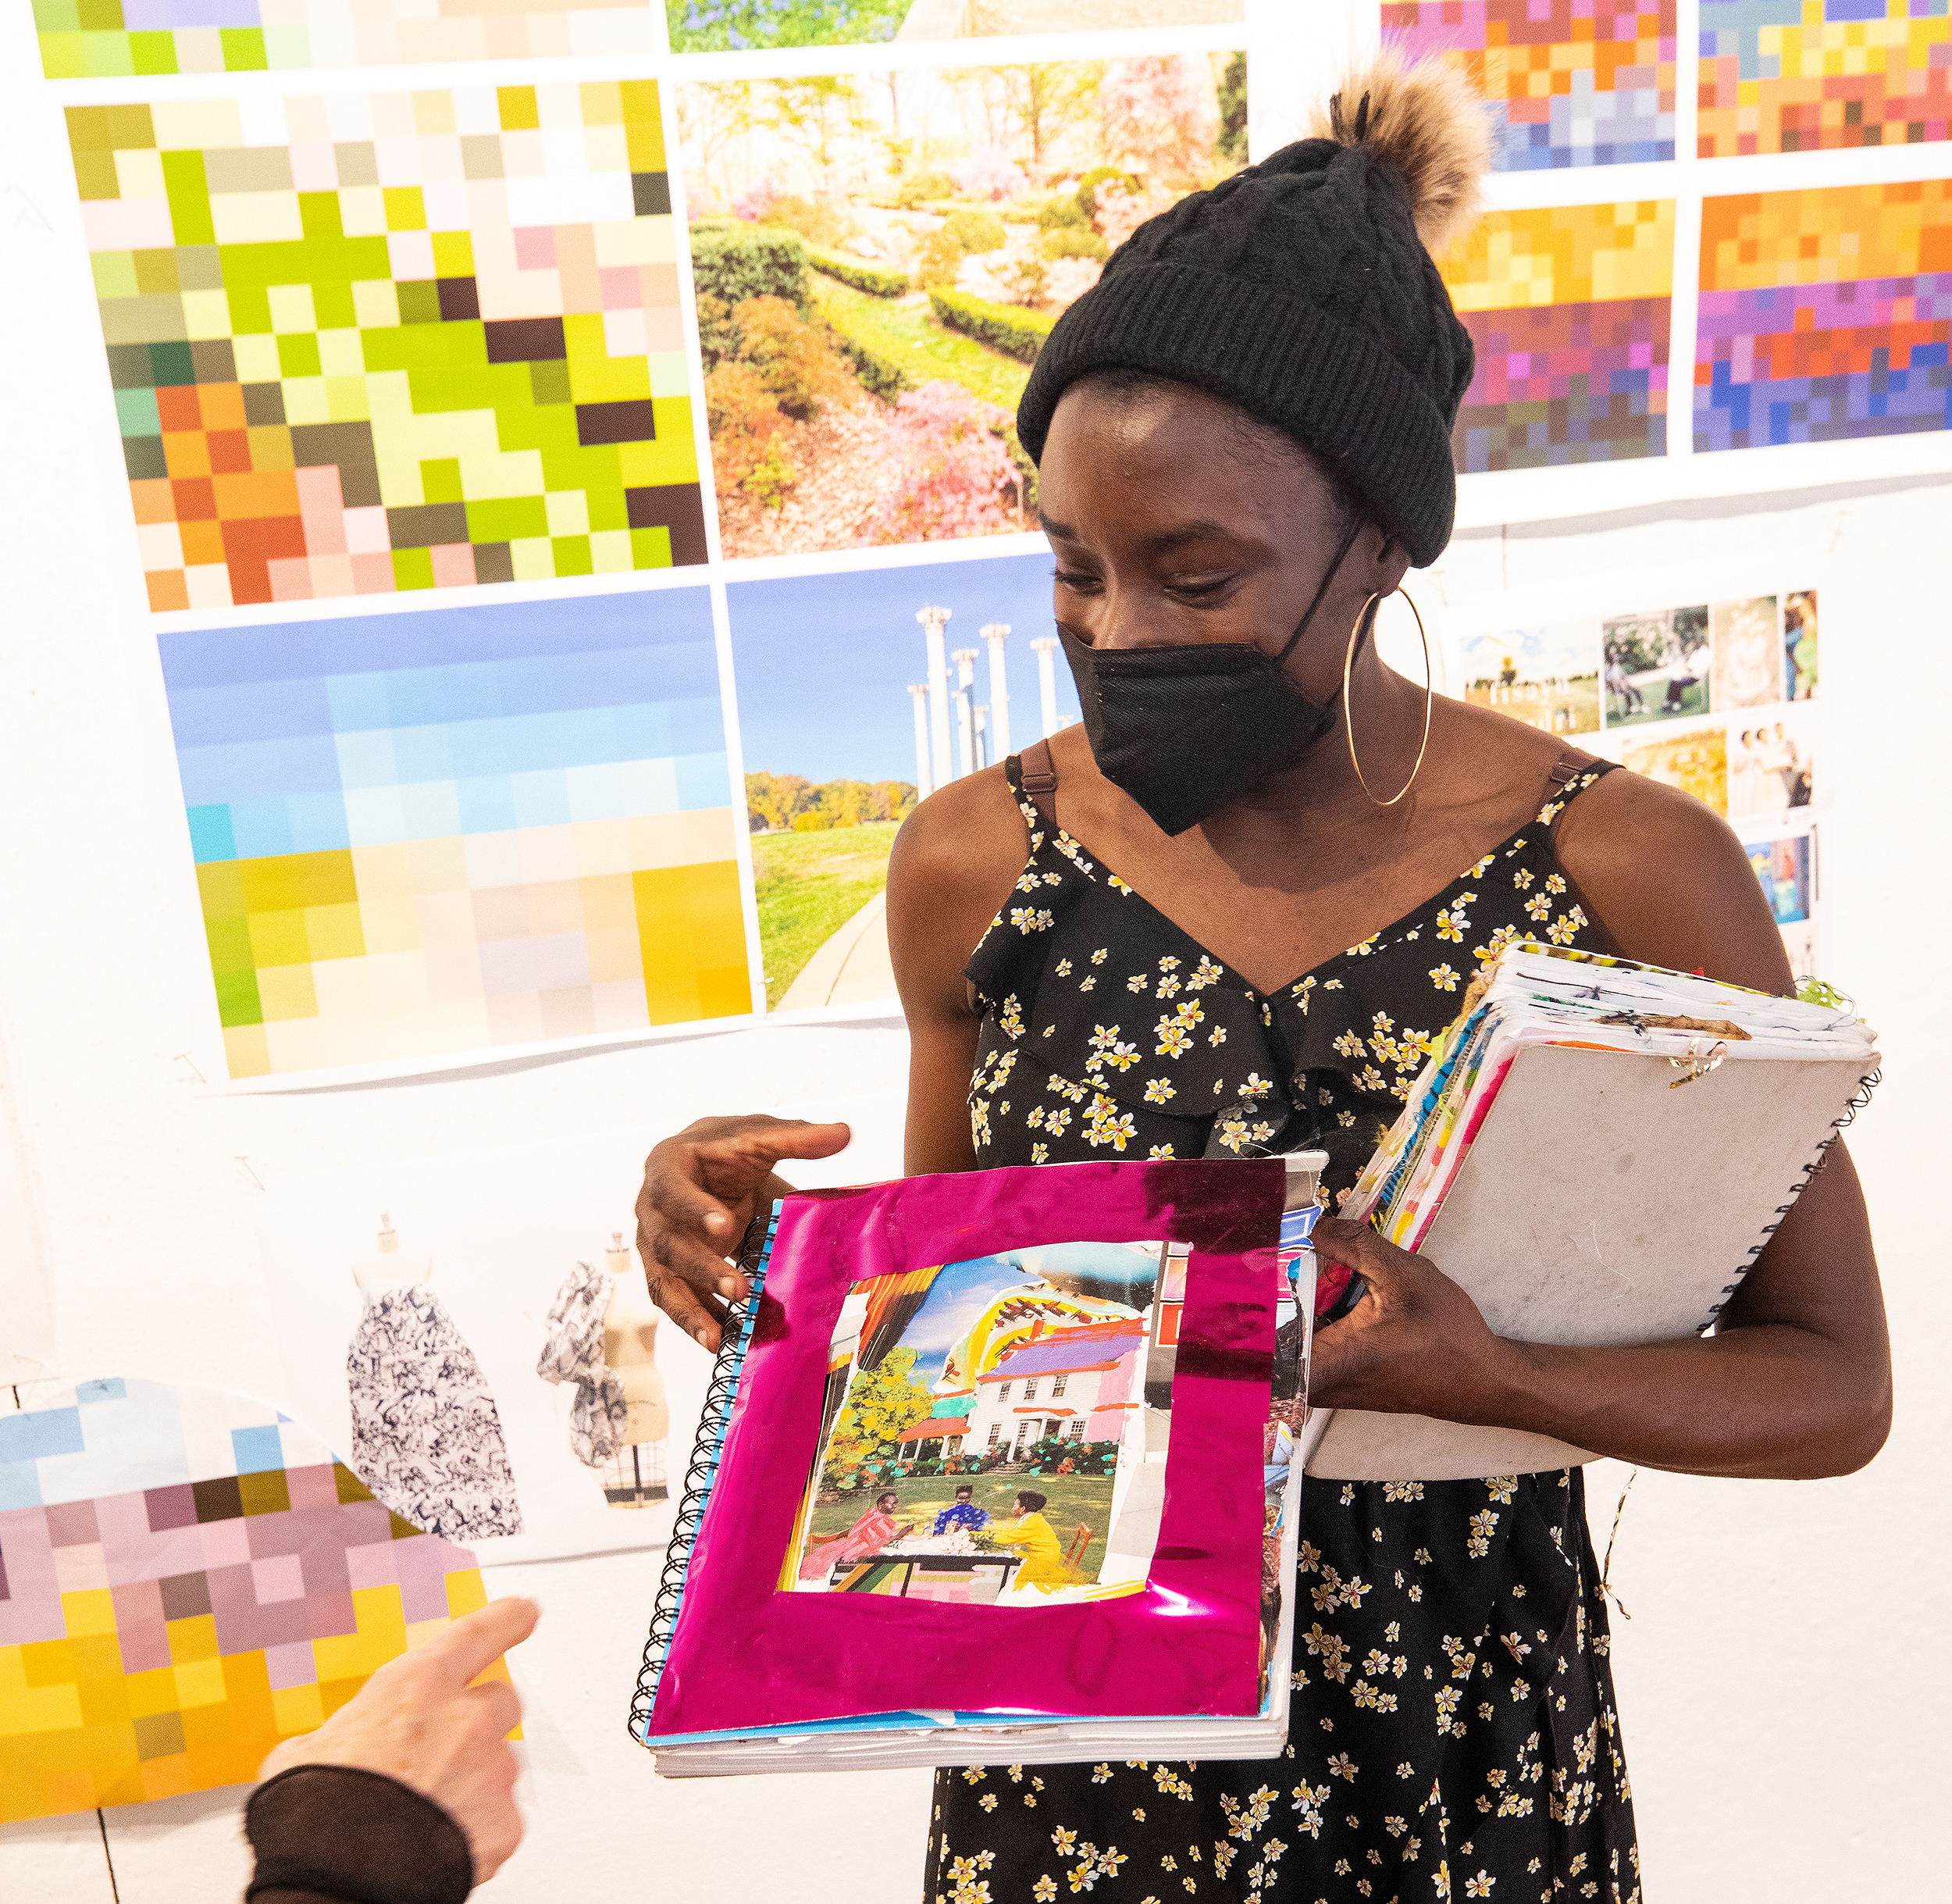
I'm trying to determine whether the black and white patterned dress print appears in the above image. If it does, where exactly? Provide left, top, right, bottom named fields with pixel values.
left=347, top=1284, right=523, bottom=1542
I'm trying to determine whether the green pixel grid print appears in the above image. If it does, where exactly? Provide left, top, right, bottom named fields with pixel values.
left=34, top=0, right=659, bottom=78
left=69, top=83, right=707, bottom=612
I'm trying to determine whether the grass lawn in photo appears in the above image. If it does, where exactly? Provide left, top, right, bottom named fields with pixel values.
left=811, top=277, right=1034, bottom=410
left=752, top=820, right=900, bottom=1006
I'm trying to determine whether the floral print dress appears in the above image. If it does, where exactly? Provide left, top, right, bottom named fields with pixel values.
left=926, top=753, right=1639, bottom=1904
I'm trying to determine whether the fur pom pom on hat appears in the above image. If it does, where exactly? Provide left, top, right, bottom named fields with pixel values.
left=1016, top=51, right=1491, bottom=568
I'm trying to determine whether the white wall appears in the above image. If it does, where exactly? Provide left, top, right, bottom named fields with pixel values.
left=6, top=470, right=1947, bottom=1902
left=3, top=0, right=1948, bottom=1881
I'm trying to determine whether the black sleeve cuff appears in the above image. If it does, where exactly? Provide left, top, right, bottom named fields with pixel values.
left=245, top=1765, right=475, bottom=1904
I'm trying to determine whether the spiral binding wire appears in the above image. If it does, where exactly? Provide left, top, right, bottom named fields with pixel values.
left=1698, top=1064, right=1880, bottom=1333
left=629, top=1208, right=778, bottom=1742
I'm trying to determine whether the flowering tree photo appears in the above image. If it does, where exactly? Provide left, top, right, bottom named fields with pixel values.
left=864, top=383, right=1024, bottom=544
left=679, top=52, right=1247, bottom=558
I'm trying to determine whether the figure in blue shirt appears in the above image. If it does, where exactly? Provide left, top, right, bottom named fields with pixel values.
left=931, top=1485, right=991, bottom=1536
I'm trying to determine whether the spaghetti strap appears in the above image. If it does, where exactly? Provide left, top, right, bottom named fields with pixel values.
left=1019, top=736, right=1059, bottom=826
left=1538, top=746, right=1614, bottom=828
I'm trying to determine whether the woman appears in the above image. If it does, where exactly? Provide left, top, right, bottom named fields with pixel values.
left=637, top=55, right=1888, bottom=1902
left=798, top=1488, right=911, bottom=1581
left=989, top=1489, right=1069, bottom=1595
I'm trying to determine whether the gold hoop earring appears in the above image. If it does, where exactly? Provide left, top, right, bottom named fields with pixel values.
left=1343, top=587, right=1434, bottom=808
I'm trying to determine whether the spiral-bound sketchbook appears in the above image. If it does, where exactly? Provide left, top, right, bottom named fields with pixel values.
left=1302, top=944, right=1880, bottom=1481
left=630, top=1158, right=1313, bottom=1777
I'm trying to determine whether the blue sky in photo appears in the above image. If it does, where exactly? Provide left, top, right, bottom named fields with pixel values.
left=726, top=551, right=1081, bottom=786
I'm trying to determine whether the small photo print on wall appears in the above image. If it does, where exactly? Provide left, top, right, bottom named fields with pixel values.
left=1785, top=589, right=1818, bottom=701
left=1622, top=723, right=1728, bottom=814
left=666, top=1, right=1244, bottom=53
left=1779, top=917, right=1818, bottom=985
left=1709, top=594, right=1781, bottom=711
left=679, top=52, right=1246, bottom=559
left=1461, top=623, right=1601, bottom=736
left=1603, top=602, right=1709, bottom=726
left=726, top=548, right=1072, bottom=1011
left=1747, top=830, right=1813, bottom=925
left=1729, top=711, right=1814, bottom=818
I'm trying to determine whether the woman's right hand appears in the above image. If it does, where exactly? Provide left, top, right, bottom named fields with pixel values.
left=635, top=1114, right=850, bottom=1350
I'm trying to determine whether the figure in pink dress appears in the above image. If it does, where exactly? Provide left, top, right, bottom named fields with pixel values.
left=799, top=1489, right=913, bottom=1581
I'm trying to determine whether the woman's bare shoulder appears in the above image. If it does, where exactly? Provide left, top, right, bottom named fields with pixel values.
left=1554, top=765, right=1793, bottom=993
left=888, top=764, right=1027, bottom=898
left=885, top=765, right=1030, bottom=1008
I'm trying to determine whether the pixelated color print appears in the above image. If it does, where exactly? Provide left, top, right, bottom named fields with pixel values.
left=68, top=84, right=707, bottom=615
left=1439, top=200, right=1675, bottom=471
left=1698, top=0, right=1950, bottom=159
left=1695, top=180, right=1952, bottom=451
left=1384, top=0, right=1676, bottom=169
left=161, top=590, right=751, bottom=1079
left=0, top=1378, right=500, bottom=1821
left=36, top=0, right=656, bottom=79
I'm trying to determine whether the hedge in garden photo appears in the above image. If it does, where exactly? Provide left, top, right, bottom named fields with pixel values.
left=928, top=288, right=1056, bottom=365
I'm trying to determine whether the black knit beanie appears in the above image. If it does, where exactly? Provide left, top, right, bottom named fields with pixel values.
left=1017, top=58, right=1489, bottom=569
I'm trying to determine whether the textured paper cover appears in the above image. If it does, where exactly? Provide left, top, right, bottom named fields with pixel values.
left=1306, top=1042, right=1870, bottom=1481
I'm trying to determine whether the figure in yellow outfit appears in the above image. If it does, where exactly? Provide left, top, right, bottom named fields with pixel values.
left=993, top=1489, right=1069, bottom=1596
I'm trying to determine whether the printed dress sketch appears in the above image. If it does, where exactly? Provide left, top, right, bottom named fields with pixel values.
left=537, top=1242, right=669, bottom=1508
left=346, top=1283, right=523, bottom=1542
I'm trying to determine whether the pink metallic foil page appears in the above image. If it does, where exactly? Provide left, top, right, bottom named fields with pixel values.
left=647, top=1157, right=1284, bottom=1739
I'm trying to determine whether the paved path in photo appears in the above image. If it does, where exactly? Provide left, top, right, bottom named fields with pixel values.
left=779, top=890, right=895, bottom=1011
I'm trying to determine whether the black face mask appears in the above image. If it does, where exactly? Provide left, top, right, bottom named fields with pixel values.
left=1060, top=518, right=1367, bottom=837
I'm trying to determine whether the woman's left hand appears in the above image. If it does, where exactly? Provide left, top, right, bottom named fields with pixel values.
left=1306, top=1217, right=1528, bottom=1422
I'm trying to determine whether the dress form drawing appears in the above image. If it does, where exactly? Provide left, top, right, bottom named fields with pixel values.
left=600, top=1231, right=668, bottom=1506
left=344, top=1214, right=523, bottom=1541
left=352, top=1214, right=432, bottom=1293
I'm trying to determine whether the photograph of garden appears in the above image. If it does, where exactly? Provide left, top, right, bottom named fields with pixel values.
left=666, top=1, right=1242, bottom=56
left=678, top=51, right=1247, bottom=557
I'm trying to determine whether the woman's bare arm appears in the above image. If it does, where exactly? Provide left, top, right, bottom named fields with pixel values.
left=632, top=769, right=1025, bottom=1349
left=1310, top=769, right=1891, bottom=1478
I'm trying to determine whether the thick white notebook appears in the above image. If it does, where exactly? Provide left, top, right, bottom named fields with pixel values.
left=1302, top=1039, right=1875, bottom=1481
